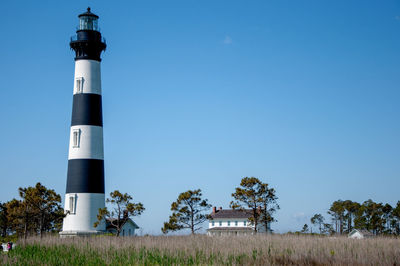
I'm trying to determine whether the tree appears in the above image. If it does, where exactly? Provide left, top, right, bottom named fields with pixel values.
left=382, top=203, right=393, bottom=234
left=322, top=223, right=335, bottom=235
left=4, top=199, right=26, bottom=237
left=343, top=200, right=360, bottom=233
left=12, top=197, right=34, bottom=239
left=361, top=199, right=386, bottom=235
left=3, top=183, right=64, bottom=239
left=328, top=200, right=345, bottom=234
left=301, top=224, right=309, bottom=233
left=230, top=177, right=279, bottom=233
left=310, top=214, right=324, bottom=234
left=0, top=202, right=9, bottom=237
left=162, top=189, right=211, bottom=234
left=391, top=201, right=400, bottom=235
left=18, top=183, right=64, bottom=238
left=354, top=204, right=367, bottom=230
left=258, top=183, right=280, bottom=233
left=95, top=190, right=145, bottom=237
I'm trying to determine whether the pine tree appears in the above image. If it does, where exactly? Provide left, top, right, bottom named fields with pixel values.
left=310, top=214, right=324, bottom=234
left=231, top=177, right=279, bottom=233
left=162, top=189, right=211, bottom=234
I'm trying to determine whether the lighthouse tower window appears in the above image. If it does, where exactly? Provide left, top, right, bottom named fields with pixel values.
left=69, top=195, right=76, bottom=214
left=72, top=129, right=81, bottom=148
left=75, top=77, right=84, bottom=94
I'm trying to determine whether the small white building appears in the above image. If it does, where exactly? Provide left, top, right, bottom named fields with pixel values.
left=207, top=207, right=269, bottom=236
left=348, top=229, right=374, bottom=239
left=106, top=218, right=139, bottom=236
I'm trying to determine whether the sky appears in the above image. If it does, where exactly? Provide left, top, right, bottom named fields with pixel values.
left=0, top=0, right=399, bottom=234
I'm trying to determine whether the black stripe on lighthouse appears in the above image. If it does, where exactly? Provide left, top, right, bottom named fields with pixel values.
left=71, top=94, right=103, bottom=126
left=66, top=159, right=105, bottom=193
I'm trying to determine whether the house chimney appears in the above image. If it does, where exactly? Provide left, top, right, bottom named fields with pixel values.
left=212, top=207, right=216, bottom=213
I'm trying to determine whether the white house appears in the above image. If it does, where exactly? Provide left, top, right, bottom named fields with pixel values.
left=348, top=229, right=374, bottom=239
left=106, top=218, right=139, bottom=236
left=207, top=207, right=270, bottom=236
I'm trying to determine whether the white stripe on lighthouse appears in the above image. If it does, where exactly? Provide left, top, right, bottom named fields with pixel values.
left=68, top=125, right=104, bottom=160
left=63, top=193, right=105, bottom=232
left=74, top=59, right=102, bottom=95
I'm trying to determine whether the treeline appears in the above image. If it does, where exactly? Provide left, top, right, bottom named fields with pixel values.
left=303, top=199, right=400, bottom=235
left=0, top=183, right=64, bottom=239
left=1, top=177, right=279, bottom=239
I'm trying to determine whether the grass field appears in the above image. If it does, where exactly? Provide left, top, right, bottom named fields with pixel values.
left=1, top=234, right=399, bottom=265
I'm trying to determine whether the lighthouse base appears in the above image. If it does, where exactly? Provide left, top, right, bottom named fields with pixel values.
left=61, top=193, right=106, bottom=235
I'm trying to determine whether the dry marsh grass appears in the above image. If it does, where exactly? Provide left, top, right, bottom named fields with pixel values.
left=1, top=234, right=399, bottom=265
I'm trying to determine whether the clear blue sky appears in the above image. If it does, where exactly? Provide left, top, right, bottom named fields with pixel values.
left=0, top=0, right=399, bottom=234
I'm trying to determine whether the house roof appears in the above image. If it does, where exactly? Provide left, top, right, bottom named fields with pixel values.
left=349, top=229, right=374, bottom=237
left=209, top=209, right=253, bottom=219
left=105, top=218, right=139, bottom=230
left=207, top=227, right=253, bottom=231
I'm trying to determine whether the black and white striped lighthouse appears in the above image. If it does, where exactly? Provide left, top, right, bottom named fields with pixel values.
left=60, top=8, right=107, bottom=236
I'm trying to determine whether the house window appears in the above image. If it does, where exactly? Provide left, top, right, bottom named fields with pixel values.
left=244, top=220, right=247, bottom=226
left=72, top=129, right=81, bottom=148
left=75, top=77, right=84, bottom=93
left=122, top=229, right=125, bottom=236
left=129, top=229, right=131, bottom=236
left=219, top=221, right=222, bottom=226
left=69, top=195, right=75, bottom=214
left=211, top=221, right=215, bottom=226
left=228, top=221, right=231, bottom=226
left=235, top=221, right=238, bottom=226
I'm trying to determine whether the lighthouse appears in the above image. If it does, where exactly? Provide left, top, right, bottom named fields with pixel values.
left=60, top=8, right=107, bottom=236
